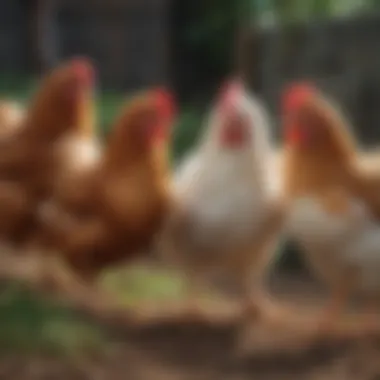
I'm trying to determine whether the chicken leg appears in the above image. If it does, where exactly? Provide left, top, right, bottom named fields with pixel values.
left=317, top=271, right=357, bottom=334
left=181, top=269, right=212, bottom=322
left=238, top=201, right=290, bottom=326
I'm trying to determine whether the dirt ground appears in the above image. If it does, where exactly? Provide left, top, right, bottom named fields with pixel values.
left=1, top=271, right=380, bottom=380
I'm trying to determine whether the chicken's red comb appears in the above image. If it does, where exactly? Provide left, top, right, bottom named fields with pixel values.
left=151, top=87, right=175, bottom=118
left=217, top=78, right=243, bottom=111
left=282, top=82, right=316, bottom=113
left=69, top=57, right=95, bottom=85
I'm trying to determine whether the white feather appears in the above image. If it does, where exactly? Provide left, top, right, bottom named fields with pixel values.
left=57, top=134, right=101, bottom=173
left=0, top=101, right=25, bottom=136
left=288, top=195, right=380, bottom=292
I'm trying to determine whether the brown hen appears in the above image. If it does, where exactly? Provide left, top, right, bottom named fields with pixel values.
left=0, top=57, right=95, bottom=246
left=38, top=88, right=175, bottom=282
left=283, top=83, right=380, bottom=332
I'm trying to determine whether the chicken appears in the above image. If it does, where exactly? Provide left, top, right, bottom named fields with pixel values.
left=159, top=79, right=286, bottom=322
left=282, top=83, right=380, bottom=330
left=38, top=88, right=175, bottom=282
left=0, top=100, right=25, bottom=139
left=0, top=57, right=95, bottom=246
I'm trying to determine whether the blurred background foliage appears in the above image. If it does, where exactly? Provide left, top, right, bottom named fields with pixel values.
left=180, top=0, right=380, bottom=70
left=171, top=0, right=380, bottom=159
left=181, top=0, right=380, bottom=75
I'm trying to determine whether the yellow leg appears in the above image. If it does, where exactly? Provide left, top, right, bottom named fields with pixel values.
left=40, top=256, right=125, bottom=314
left=236, top=253, right=291, bottom=326
left=242, top=288, right=293, bottom=327
left=234, top=207, right=287, bottom=325
left=318, top=277, right=353, bottom=333
left=33, top=253, right=81, bottom=293
left=182, top=273, right=209, bottom=322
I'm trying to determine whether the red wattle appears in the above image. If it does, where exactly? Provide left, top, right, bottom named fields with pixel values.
left=146, top=87, right=176, bottom=143
left=285, top=123, right=309, bottom=145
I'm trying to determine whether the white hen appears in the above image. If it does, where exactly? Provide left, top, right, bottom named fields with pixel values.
left=160, top=79, right=286, bottom=320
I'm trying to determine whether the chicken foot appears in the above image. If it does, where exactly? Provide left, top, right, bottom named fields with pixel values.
left=181, top=271, right=212, bottom=322
left=317, top=270, right=357, bottom=334
left=242, top=288, right=281, bottom=321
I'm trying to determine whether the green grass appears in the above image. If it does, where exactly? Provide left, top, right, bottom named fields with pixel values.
left=0, top=265, right=191, bottom=355
left=102, top=265, right=186, bottom=305
left=0, top=282, right=106, bottom=356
